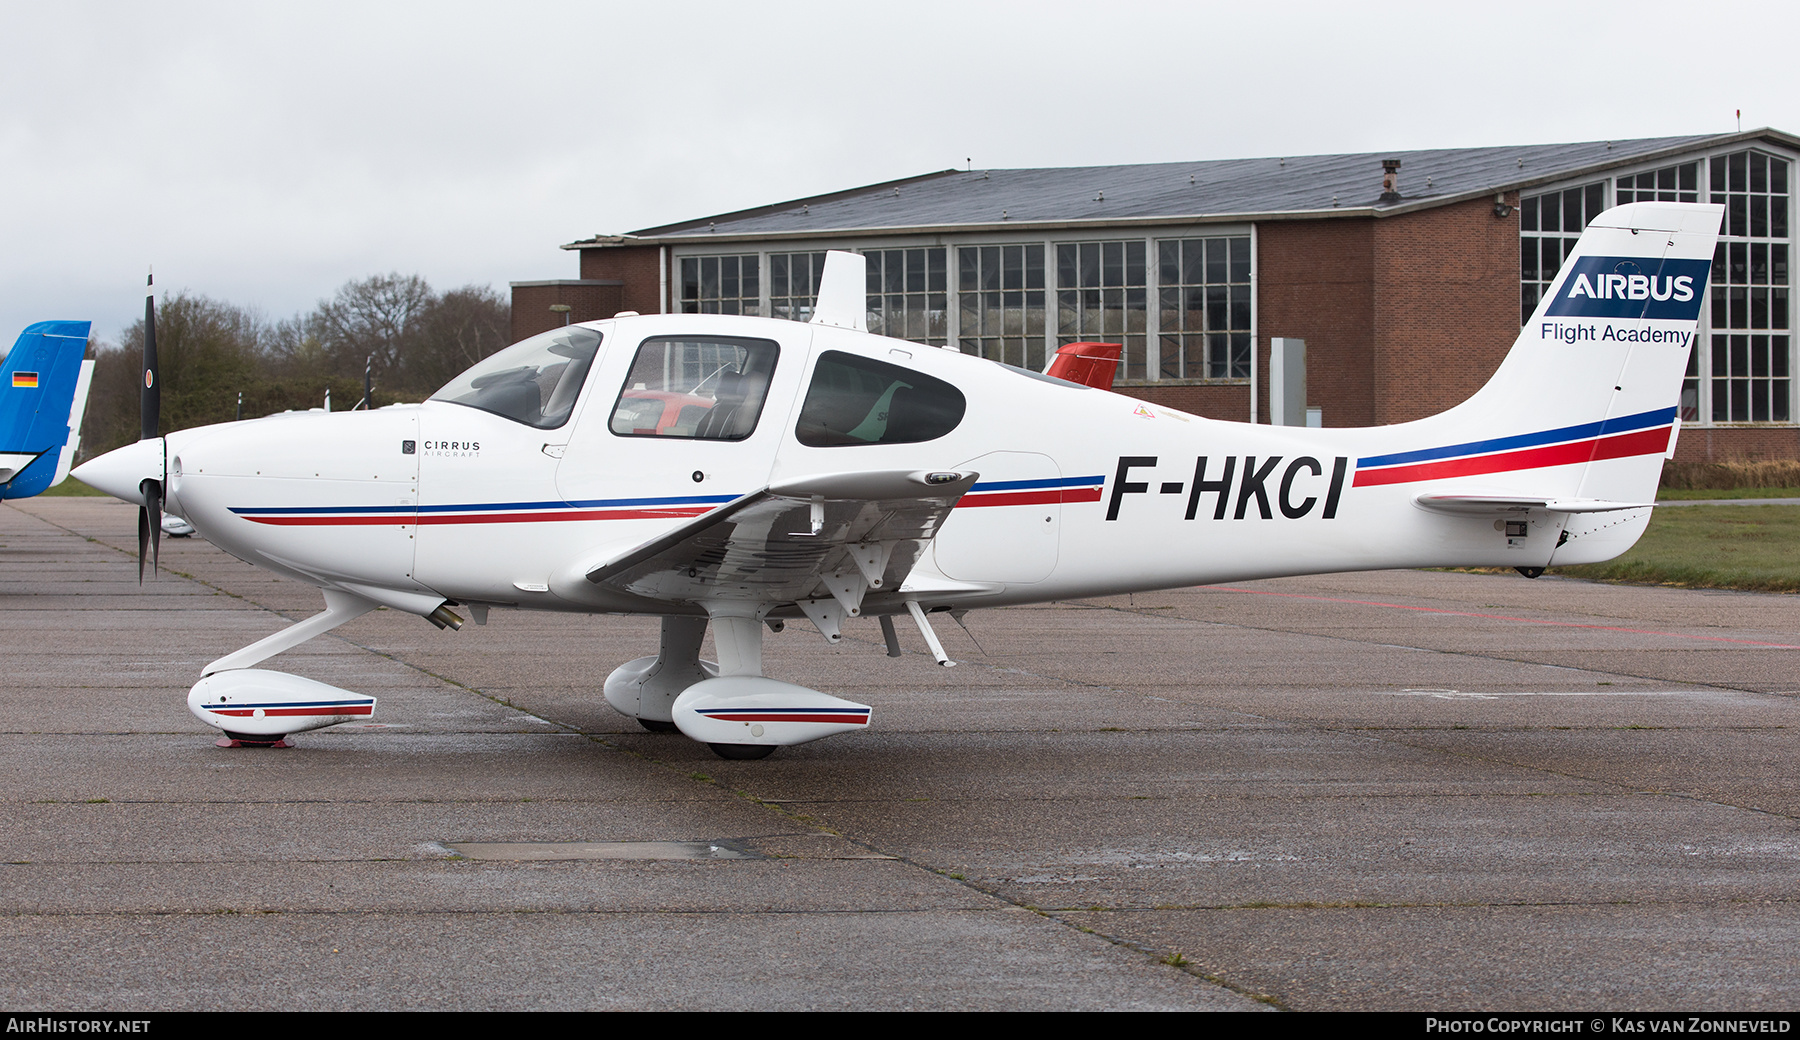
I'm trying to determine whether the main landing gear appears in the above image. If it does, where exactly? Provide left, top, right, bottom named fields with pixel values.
left=603, top=607, right=873, bottom=760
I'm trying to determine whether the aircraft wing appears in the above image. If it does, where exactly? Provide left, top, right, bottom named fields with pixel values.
left=585, top=469, right=978, bottom=612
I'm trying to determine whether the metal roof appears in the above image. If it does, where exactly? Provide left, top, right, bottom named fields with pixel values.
left=576, top=130, right=1799, bottom=248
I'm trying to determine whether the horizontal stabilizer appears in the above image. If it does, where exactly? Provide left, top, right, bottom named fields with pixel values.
left=1415, top=493, right=1654, bottom=516
left=0, top=450, right=45, bottom=483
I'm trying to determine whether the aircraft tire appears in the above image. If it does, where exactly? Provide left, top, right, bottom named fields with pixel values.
left=637, top=718, right=680, bottom=733
left=708, top=743, right=777, bottom=760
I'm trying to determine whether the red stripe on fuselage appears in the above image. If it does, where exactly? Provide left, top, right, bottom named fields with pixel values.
left=1352, top=427, right=1670, bottom=488
left=958, top=487, right=1104, bottom=508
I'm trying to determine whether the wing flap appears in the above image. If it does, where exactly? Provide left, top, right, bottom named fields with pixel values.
left=585, top=470, right=978, bottom=607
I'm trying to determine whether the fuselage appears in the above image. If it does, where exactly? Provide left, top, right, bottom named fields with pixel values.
left=115, top=310, right=1673, bottom=618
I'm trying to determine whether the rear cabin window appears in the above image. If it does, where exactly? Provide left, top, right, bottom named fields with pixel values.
left=795, top=350, right=966, bottom=447
left=609, top=336, right=779, bottom=440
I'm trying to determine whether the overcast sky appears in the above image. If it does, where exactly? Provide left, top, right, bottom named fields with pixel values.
left=3, top=0, right=1795, bottom=348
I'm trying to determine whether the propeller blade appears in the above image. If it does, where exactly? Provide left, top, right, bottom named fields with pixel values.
left=137, top=270, right=165, bottom=583
left=142, top=271, right=159, bottom=442
left=137, top=500, right=150, bottom=584
left=139, top=478, right=162, bottom=583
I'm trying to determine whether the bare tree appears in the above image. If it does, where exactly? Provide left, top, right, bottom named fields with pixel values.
left=407, top=284, right=511, bottom=395
left=312, top=273, right=436, bottom=391
left=77, top=275, right=512, bottom=460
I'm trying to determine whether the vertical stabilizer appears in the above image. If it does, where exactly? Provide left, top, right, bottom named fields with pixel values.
left=1378, top=202, right=1721, bottom=565
left=1395, top=206, right=1713, bottom=465
left=0, top=321, right=93, bottom=500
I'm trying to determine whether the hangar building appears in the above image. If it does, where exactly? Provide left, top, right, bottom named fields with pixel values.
left=513, top=130, right=1799, bottom=462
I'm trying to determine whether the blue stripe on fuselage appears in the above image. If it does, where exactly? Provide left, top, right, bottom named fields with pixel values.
left=1357, top=407, right=1676, bottom=470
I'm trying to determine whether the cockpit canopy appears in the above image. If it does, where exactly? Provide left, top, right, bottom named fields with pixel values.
left=431, top=324, right=967, bottom=448
left=430, top=326, right=602, bottom=430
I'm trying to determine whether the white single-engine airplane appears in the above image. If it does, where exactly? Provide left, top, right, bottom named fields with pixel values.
left=76, top=202, right=1721, bottom=757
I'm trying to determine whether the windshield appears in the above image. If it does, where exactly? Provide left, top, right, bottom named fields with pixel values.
left=430, top=327, right=602, bottom=429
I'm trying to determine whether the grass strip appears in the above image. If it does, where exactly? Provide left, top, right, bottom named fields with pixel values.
left=1553, top=503, right=1800, bottom=592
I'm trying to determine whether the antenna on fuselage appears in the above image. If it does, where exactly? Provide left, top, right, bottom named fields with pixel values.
left=809, top=251, right=867, bottom=332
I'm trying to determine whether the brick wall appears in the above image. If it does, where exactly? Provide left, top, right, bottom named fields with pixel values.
left=509, top=281, right=623, bottom=342
left=1256, top=218, right=1376, bottom=426
left=1370, top=194, right=1521, bottom=424
left=1671, top=425, right=1800, bottom=462
left=577, top=244, right=664, bottom=315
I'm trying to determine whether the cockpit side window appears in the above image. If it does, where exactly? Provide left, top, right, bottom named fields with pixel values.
left=430, top=327, right=602, bottom=429
left=609, top=336, right=780, bottom=441
left=795, top=350, right=966, bottom=447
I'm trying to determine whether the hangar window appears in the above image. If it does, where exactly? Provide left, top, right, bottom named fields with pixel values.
left=1520, top=181, right=1606, bottom=324
left=1617, top=162, right=1699, bottom=204
left=771, top=251, right=828, bottom=322
left=795, top=350, right=965, bottom=447
left=1708, top=151, right=1791, bottom=422
left=958, top=244, right=1047, bottom=372
left=609, top=336, right=779, bottom=440
left=1157, top=236, right=1252, bottom=380
left=679, top=255, right=760, bottom=316
left=864, top=248, right=949, bottom=346
left=1057, top=241, right=1148, bottom=380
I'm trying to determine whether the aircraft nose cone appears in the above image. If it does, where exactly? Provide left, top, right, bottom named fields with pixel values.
left=71, top=438, right=163, bottom=506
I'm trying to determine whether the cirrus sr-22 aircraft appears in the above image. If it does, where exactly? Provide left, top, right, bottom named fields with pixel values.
left=74, top=202, right=1721, bottom=758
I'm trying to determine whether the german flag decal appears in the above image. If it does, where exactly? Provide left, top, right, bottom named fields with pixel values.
left=12, top=372, right=38, bottom=388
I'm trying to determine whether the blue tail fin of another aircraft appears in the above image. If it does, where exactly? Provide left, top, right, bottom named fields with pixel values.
left=0, top=320, right=94, bottom=500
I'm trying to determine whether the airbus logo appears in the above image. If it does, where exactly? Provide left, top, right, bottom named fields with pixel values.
left=1567, top=266, right=1695, bottom=303
left=1545, top=256, right=1710, bottom=321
